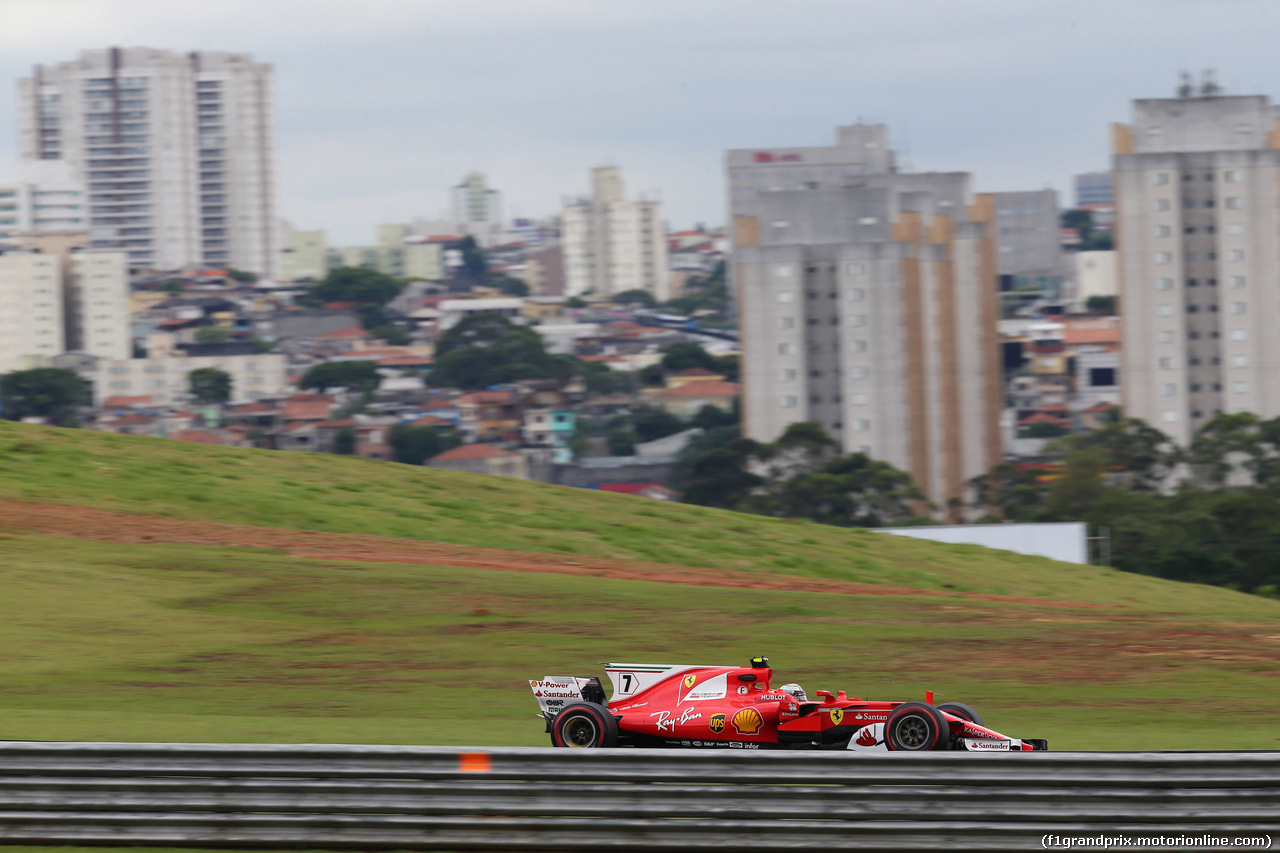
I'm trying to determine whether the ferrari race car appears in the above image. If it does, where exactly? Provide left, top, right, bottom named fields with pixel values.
left=530, top=657, right=1047, bottom=752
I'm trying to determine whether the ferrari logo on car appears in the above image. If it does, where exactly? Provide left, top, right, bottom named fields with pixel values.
left=709, top=713, right=726, bottom=733
left=830, top=708, right=844, bottom=726
left=683, top=674, right=697, bottom=689
left=731, top=707, right=764, bottom=735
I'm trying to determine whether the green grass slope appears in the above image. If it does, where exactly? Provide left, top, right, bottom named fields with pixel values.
left=2, top=421, right=1279, bottom=750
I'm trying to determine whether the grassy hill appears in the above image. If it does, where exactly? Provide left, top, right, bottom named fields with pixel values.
left=2, top=420, right=1279, bottom=750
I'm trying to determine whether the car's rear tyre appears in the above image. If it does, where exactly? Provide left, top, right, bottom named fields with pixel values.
left=884, top=702, right=951, bottom=751
left=936, top=702, right=983, bottom=726
left=550, top=703, right=619, bottom=748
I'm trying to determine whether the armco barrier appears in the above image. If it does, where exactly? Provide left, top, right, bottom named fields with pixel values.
left=0, top=742, right=1277, bottom=850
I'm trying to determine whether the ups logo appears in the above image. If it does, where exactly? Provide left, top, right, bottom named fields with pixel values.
left=830, top=708, right=844, bottom=726
left=709, top=713, right=726, bottom=733
left=683, top=674, right=697, bottom=689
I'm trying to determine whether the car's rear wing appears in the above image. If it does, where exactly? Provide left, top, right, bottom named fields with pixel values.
left=529, top=676, right=606, bottom=719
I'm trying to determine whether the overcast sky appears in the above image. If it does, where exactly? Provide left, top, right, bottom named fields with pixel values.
left=2, top=0, right=1278, bottom=244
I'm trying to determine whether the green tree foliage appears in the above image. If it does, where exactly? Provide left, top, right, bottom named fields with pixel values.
left=660, top=342, right=720, bottom=374
left=368, top=323, right=410, bottom=346
left=332, top=427, right=356, bottom=455
left=612, top=289, right=656, bottom=308
left=679, top=421, right=923, bottom=526
left=1023, top=421, right=1069, bottom=438
left=582, top=362, right=632, bottom=395
left=607, top=427, right=638, bottom=456
left=458, top=235, right=488, bottom=281
left=188, top=367, right=233, bottom=405
left=194, top=326, right=231, bottom=344
left=714, top=354, right=740, bottom=382
left=565, top=296, right=587, bottom=309
left=299, top=361, right=381, bottom=393
left=663, top=261, right=729, bottom=316
left=1085, top=295, right=1117, bottom=314
left=226, top=268, right=258, bottom=283
left=430, top=312, right=572, bottom=390
left=388, top=423, right=460, bottom=465
left=630, top=406, right=685, bottom=443
left=158, top=280, right=184, bottom=295
left=0, top=367, right=90, bottom=424
left=491, top=275, right=530, bottom=297
left=691, top=402, right=738, bottom=430
left=312, top=267, right=405, bottom=306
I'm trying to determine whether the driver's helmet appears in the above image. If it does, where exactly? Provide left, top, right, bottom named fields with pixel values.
left=778, top=682, right=807, bottom=702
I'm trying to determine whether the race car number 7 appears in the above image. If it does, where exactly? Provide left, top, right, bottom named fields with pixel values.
left=620, top=673, right=635, bottom=692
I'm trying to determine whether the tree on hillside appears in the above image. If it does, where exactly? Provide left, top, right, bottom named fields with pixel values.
left=299, top=361, right=382, bottom=393
left=0, top=367, right=89, bottom=424
left=368, top=323, right=410, bottom=346
left=612, top=289, right=656, bottom=308
left=430, top=311, right=573, bottom=389
left=458, top=235, right=488, bottom=281
left=188, top=367, right=232, bottom=405
left=194, top=326, right=231, bottom=343
left=660, top=342, right=720, bottom=375
left=388, top=423, right=459, bottom=465
left=312, top=267, right=404, bottom=306
left=1085, top=295, right=1117, bottom=314
left=490, top=274, right=530, bottom=297
left=332, top=427, right=356, bottom=455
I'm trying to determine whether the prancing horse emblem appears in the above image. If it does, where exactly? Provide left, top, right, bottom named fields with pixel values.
left=830, top=708, right=844, bottom=726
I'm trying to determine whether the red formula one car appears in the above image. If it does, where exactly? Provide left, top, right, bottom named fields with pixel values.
left=530, top=657, right=1047, bottom=752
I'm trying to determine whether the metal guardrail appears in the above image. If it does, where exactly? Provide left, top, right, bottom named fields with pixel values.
left=0, top=742, right=1276, bottom=850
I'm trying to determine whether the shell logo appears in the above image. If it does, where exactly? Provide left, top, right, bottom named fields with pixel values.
left=731, top=707, right=764, bottom=736
left=830, top=708, right=844, bottom=726
left=683, top=674, right=697, bottom=689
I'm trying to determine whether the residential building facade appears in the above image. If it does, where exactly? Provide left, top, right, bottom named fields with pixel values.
left=451, top=171, right=502, bottom=225
left=562, top=166, right=668, bottom=300
left=18, top=46, right=278, bottom=275
left=1074, top=171, right=1114, bottom=207
left=732, top=133, right=1001, bottom=507
left=1113, top=91, right=1280, bottom=444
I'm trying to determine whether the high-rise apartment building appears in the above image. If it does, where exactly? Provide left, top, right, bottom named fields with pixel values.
left=451, top=172, right=502, bottom=225
left=0, top=232, right=129, bottom=373
left=990, top=189, right=1062, bottom=294
left=562, top=166, right=668, bottom=300
left=1113, top=91, right=1280, bottom=444
left=1074, top=171, right=1114, bottom=207
left=17, top=47, right=277, bottom=275
left=730, top=129, right=1001, bottom=507
left=0, top=161, right=88, bottom=244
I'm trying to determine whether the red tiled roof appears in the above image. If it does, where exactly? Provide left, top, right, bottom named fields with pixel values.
left=412, top=415, right=452, bottom=427
left=457, top=390, right=515, bottom=406
left=287, top=392, right=334, bottom=403
left=422, top=398, right=457, bottom=411
left=317, top=326, right=368, bottom=339
left=673, top=368, right=719, bottom=378
left=104, top=395, right=154, bottom=407
left=169, top=429, right=225, bottom=444
left=599, top=482, right=665, bottom=495
left=111, top=413, right=156, bottom=425
left=281, top=399, right=333, bottom=421
left=1019, top=413, right=1070, bottom=427
left=1084, top=401, right=1118, bottom=414
left=229, top=401, right=275, bottom=414
left=654, top=380, right=740, bottom=398
left=378, top=355, right=433, bottom=367
left=431, top=443, right=520, bottom=462
left=1065, top=328, right=1121, bottom=345
left=316, top=418, right=355, bottom=428
left=1041, top=403, right=1068, bottom=413
left=424, top=234, right=463, bottom=243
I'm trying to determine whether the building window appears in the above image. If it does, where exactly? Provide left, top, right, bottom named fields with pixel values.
left=1154, top=199, right=1170, bottom=211
left=847, top=289, right=864, bottom=301
left=774, top=265, right=792, bottom=277
left=850, top=314, right=867, bottom=327
left=1162, top=411, right=1179, bottom=423
left=1230, top=302, right=1247, bottom=315
left=779, top=368, right=796, bottom=381
left=775, top=291, right=793, bottom=303
left=777, top=316, right=795, bottom=330
left=1226, top=197, right=1243, bottom=209
left=1229, top=250, right=1245, bottom=261
left=1234, top=382, right=1249, bottom=394
left=1091, top=368, right=1117, bottom=386
left=847, top=263, right=865, bottom=275
left=1155, top=251, right=1171, bottom=264
left=1230, top=276, right=1245, bottom=288
left=1161, top=383, right=1176, bottom=396
left=1155, top=225, right=1170, bottom=237
left=1225, top=170, right=1241, bottom=182
left=780, top=395, right=798, bottom=409
left=1228, top=223, right=1243, bottom=235
left=778, top=343, right=796, bottom=355
left=1231, top=329, right=1247, bottom=341
left=1157, top=304, right=1173, bottom=317
left=1158, top=331, right=1174, bottom=343
left=1159, top=357, right=1175, bottom=369
left=1233, top=355, right=1249, bottom=367
left=1153, top=172, right=1169, bottom=185
left=1157, top=278, right=1173, bottom=291
left=853, top=419, right=870, bottom=432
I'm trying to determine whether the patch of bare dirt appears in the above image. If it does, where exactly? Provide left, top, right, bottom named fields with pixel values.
left=2, top=499, right=1119, bottom=610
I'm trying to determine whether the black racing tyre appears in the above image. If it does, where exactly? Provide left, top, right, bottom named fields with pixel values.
left=550, top=703, right=619, bottom=749
left=936, top=702, right=984, bottom=726
left=884, top=702, right=951, bottom=751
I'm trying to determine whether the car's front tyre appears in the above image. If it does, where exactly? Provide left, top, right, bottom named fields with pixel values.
left=549, top=702, right=619, bottom=748
left=883, top=702, right=951, bottom=751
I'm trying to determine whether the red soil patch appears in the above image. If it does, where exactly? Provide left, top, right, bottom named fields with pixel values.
left=0, top=500, right=1118, bottom=610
